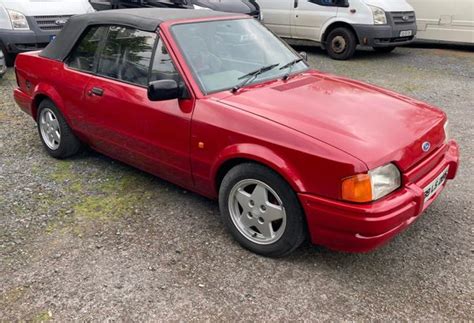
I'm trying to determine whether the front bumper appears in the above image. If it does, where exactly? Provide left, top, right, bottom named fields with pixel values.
left=0, top=16, right=62, bottom=54
left=353, top=21, right=417, bottom=47
left=0, top=29, right=55, bottom=54
left=299, top=141, right=459, bottom=253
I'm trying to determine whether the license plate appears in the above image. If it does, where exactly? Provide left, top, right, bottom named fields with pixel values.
left=424, top=167, right=449, bottom=203
left=400, top=30, right=413, bottom=37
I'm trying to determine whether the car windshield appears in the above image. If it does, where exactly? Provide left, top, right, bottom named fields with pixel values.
left=171, top=18, right=308, bottom=94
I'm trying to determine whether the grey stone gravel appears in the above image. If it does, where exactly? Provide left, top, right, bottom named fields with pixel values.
left=0, top=46, right=473, bottom=321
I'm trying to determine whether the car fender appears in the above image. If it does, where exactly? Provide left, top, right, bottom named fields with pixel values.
left=211, top=143, right=306, bottom=193
left=32, top=83, right=69, bottom=122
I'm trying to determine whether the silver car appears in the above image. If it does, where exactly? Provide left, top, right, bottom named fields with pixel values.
left=0, top=50, right=6, bottom=78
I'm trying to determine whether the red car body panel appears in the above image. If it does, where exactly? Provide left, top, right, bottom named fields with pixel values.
left=301, top=141, right=459, bottom=252
left=218, top=72, right=447, bottom=172
left=14, top=15, right=460, bottom=253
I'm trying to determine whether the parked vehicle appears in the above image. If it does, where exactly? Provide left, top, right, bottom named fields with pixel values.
left=258, top=0, right=417, bottom=60
left=90, top=0, right=261, bottom=19
left=90, top=0, right=193, bottom=10
left=0, top=48, right=6, bottom=77
left=0, top=0, right=94, bottom=66
left=408, top=0, right=474, bottom=45
left=14, top=9, right=459, bottom=257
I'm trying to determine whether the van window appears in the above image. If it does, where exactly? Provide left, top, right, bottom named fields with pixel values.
left=309, top=0, right=345, bottom=7
left=97, top=26, right=157, bottom=86
left=67, top=26, right=108, bottom=72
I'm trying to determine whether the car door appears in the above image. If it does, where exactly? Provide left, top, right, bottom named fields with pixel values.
left=61, top=26, right=108, bottom=133
left=258, top=0, right=294, bottom=38
left=82, top=26, right=194, bottom=188
left=292, top=0, right=340, bottom=41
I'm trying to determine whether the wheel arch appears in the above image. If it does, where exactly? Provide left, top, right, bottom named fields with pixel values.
left=212, top=144, right=306, bottom=195
left=31, top=84, right=67, bottom=122
left=31, top=94, right=50, bottom=121
left=321, top=21, right=359, bottom=49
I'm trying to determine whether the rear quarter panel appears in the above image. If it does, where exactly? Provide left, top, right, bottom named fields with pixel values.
left=15, top=52, right=70, bottom=122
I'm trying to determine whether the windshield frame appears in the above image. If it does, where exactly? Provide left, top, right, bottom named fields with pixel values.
left=169, top=17, right=309, bottom=95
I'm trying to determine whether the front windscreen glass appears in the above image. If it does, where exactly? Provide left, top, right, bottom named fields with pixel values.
left=171, top=18, right=308, bottom=94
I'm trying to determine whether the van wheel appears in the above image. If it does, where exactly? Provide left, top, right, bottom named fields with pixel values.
left=37, top=99, right=82, bottom=159
left=1, top=46, right=15, bottom=67
left=326, top=27, right=357, bottom=60
left=219, top=163, right=306, bottom=257
left=374, top=46, right=396, bottom=53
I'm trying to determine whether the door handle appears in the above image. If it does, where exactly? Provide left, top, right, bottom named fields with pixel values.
left=294, top=0, right=298, bottom=8
left=88, top=87, right=104, bottom=97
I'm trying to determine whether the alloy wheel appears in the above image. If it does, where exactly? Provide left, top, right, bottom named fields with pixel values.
left=39, top=108, right=61, bottom=150
left=228, top=179, right=287, bottom=245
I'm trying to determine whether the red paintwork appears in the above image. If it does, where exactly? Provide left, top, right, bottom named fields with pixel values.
left=13, top=15, right=460, bottom=253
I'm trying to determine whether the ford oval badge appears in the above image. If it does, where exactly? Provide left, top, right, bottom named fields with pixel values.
left=422, top=141, right=431, bottom=152
left=55, top=19, right=68, bottom=26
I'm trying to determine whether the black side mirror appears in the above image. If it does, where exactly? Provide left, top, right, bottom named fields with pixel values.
left=89, top=0, right=113, bottom=11
left=338, top=0, right=350, bottom=7
left=148, top=79, right=180, bottom=101
left=299, top=51, right=308, bottom=62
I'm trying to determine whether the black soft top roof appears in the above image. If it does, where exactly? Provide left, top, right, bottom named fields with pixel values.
left=40, top=8, right=238, bottom=61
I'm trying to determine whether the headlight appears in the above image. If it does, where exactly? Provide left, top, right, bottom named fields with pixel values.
left=444, top=120, right=450, bottom=144
left=369, top=5, right=387, bottom=25
left=7, top=9, right=29, bottom=30
left=342, top=163, right=401, bottom=203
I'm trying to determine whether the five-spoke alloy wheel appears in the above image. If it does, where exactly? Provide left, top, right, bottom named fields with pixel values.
left=37, top=99, right=82, bottom=159
left=219, top=163, right=306, bottom=257
left=39, top=108, right=61, bottom=150
left=229, top=179, right=287, bottom=245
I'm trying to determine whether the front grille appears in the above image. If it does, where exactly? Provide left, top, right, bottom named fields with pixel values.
left=34, top=15, right=72, bottom=31
left=389, top=11, right=416, bottom=25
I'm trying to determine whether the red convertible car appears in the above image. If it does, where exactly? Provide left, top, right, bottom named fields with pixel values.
left=14, top=9, right=459, bottom=257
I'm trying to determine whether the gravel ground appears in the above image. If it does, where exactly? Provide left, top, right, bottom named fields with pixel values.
left=1, top=46, right=473, bottom=321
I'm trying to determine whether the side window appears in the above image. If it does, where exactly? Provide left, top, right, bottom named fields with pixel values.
left=67, top=26, right=107, bottom=72
left=97, top=26, right=156, bottom=86
left=309, top=0, right=346, bottom=7
left=150, top=38, right=180, bottom=83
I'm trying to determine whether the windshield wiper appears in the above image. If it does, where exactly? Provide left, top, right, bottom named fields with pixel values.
left=280, top=58, right=304, bottom=81
left=231, top=63, right=280, bottom=93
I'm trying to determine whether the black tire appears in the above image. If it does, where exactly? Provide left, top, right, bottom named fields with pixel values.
left=37, top=99, right=81, bottom=159
left=219, top=163, right=306, bottom=257
left=1, top=46, right=15, bottom=67
left=373, top=46, right=397, bottom=53
left=326, top=27, right=357, bottom=60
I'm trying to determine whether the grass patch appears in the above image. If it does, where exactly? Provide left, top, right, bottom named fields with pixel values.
left=32, top=310, right=52, bottom=322
left=45, top=159, right=155, bottom=233
left=0, top=286, right=26, bottom=306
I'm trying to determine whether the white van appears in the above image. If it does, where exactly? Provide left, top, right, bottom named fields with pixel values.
left=407, top=0, right=474, bottom=45
left=259, top=0, right=417, bottom=60
left=0, top=0, right=94, bottom=65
